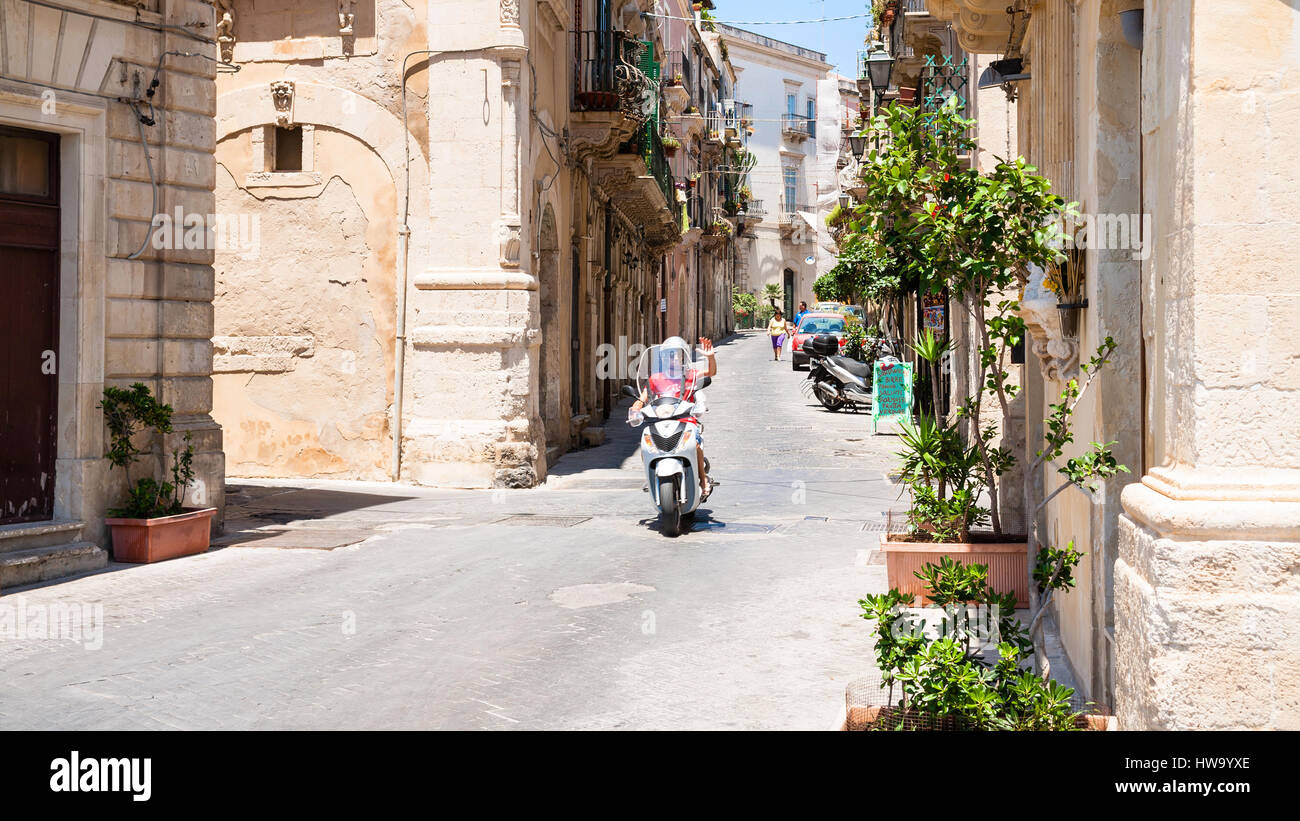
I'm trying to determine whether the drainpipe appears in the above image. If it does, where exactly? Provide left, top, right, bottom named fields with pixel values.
left=392, top=223, right=410, bottom=480
left=394, top=47, right=484, bottom=481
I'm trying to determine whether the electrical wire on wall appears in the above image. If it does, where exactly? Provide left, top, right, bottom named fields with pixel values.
left=527, top=53, right=567, bottom=261
left=124, top=51, right=234, bottom=260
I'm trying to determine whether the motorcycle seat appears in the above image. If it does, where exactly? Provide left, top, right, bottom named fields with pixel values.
left=829, top=355, right=872, bottom=380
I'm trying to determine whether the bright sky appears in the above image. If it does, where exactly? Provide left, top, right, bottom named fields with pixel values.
left=710, top=1, right=872, bottom=79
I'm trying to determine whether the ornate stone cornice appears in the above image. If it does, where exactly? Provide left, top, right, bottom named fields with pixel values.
left=927, top=0, right=1021, bottom=55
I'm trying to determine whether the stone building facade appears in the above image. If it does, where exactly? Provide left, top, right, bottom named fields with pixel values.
left=0, top=0, right=225, bottom=586
left=211, top=0, right=740, bottom=488
left=929, top=0, right=1300, bottom=728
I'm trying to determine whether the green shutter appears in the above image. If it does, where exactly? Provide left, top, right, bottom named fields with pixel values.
left=638, top=41, right=660, bottom=81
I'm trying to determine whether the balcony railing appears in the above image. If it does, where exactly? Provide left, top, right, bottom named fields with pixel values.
left=626, top=122, right=674, bottom=211
left=687, top=194, right=707, bottom=230
left=742, top=199, right=765, bottom=220
left=663, top=50, right=693, bottom=95
left=778, top=200, right=810, bottom=223
left=781, top=113, right=814, bottom=140
left=573, top=29, right=638, bottom=112
left=902, top=0, right=928, bottom=13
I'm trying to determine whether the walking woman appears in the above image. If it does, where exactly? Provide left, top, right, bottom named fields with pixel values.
left=768, top=309, right=789, bottom=361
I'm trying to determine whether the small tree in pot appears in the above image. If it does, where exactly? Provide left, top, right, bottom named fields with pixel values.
left=100, top=383, right=216, bottom=563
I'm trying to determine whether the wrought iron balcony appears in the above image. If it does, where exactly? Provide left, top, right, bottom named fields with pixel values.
left=626, top=121, right=675, bottom=215
left=570, top=29, right=655, bottom=163
left=781, top=113, right=814, bottom=141
left=572, top=29, right=645, bottom=113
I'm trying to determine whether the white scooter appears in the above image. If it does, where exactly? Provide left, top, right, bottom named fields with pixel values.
left=622, top=347, right=712, bottom=537
left=800, top=332, right=898, bottom=412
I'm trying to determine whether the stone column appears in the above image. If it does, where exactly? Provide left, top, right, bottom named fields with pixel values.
left=1114, top=0, right=1300, bottom=729
left=404, top=0, right=543, bottom=487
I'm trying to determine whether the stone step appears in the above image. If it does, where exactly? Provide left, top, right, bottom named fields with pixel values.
left=0, top=542, right=107, bottom=591
left=0, top=520, right=86, bottom=554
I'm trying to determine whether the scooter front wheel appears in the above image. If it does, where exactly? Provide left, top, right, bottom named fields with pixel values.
left=657, top=476, right=682, bottom=537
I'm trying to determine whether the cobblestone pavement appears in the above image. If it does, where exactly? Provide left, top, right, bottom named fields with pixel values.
left=0, top=332, right=903, bottom=730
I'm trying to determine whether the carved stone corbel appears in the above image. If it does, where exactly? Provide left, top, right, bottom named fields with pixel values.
left=1017, top=263, right=1078, bottom=381
left=500, top=0, right=520, bottom=26
left=216, top=0, right=235, bottom=63
left=270, top=81, right=295, bottom=128
left=338, top=0, right=355, bottom=34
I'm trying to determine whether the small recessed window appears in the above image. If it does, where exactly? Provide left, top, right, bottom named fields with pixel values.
left=274, top=126, right=302, bottom=172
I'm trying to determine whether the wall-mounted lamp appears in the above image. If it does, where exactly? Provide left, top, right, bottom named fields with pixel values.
left=847, top=134, right=867, bottom=159
left=862, top=41, right=894, bottom=104
left=1119, top=8, right=1144, bottom=50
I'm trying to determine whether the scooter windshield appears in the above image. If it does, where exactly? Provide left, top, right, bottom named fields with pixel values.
left=637, top=343, right=691, bottom=403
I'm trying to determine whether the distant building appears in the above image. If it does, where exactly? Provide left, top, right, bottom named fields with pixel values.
left=720, top=25, right=842, bottom=320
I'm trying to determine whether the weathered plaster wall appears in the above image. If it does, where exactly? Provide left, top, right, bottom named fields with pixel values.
left=213, top=128, right=396, bottom=478
left=212, top=0, right=428, bottom=480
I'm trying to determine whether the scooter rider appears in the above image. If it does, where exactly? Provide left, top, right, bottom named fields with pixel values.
left=628, top=336, right=717, bottom=499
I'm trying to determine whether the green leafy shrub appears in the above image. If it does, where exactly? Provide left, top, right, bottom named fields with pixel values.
left=100, top=383, right=195, bottom=519
left=858, top=555, right=1084, bottom=730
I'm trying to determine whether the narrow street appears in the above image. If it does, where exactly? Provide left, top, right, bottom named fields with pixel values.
left=0, top=333, right=902, bottom=730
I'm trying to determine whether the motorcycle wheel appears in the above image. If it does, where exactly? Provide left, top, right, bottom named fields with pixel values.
left=815, top=386, right=846, bottom=412
left=657, top=476, right=682, bottom=537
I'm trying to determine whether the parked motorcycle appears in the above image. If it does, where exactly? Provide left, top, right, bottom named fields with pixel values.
left=622, top=344, right=712, bottom=537
left=800, top=333, right=897, bottom=412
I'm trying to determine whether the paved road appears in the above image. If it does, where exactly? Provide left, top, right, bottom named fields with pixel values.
left=0, top=332, right=903, bottom=730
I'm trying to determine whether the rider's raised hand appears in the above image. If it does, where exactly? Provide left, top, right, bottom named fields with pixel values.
left=697, top=337, right=714, bottom=356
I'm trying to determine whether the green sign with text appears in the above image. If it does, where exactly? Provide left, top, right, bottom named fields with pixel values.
left=872, top=361, right=914, bottom=434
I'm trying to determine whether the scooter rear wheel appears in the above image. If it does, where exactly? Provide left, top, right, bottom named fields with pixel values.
left=657, top=476, right=682, bottom=537
left=815, top=386, right=846, bottom=412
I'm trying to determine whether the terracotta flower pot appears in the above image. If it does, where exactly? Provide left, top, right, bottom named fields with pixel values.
left=107, top=507, right=217, bottom=564
left=879, top=533, right=1029, bottom=607
left=839, top=703, right=1119, bottom=731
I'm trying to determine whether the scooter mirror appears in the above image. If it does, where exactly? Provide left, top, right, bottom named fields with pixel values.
left=621, top=385, right=639, bottom=399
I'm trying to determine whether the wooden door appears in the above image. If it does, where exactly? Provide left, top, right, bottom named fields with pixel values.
left=0, top=126, right=60, bottom=524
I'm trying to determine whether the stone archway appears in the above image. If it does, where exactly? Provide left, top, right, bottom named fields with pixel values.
left=537, top=204, right=566, bottom=456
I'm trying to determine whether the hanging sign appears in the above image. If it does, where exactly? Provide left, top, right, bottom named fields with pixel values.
left=872, top=360, right=914, bottom=435
left=923, top=305, right=945, bottom=333
left=659, top=298, right=667, bottom=313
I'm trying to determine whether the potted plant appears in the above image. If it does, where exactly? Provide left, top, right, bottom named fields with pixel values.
left=852, top=100, right=1123, bottom=615
left=100, top=383, right=216, bottom=563
left=848, top=555, right=1116, bottom=730
left=663, top=134, right=681, bottom=156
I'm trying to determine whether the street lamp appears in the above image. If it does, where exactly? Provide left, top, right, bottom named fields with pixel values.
left=847, top=134, right=867, bottom=159
left=838, top=193, right=851, bottom=211
left=862, top=40, right=895, bottom=108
